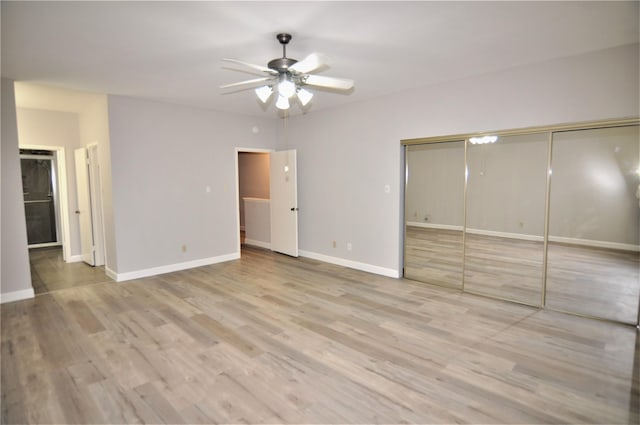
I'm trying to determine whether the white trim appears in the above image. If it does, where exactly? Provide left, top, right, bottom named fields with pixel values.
left=548, top=236, right=639, bottom=252
left=113, top=252, right=240, bottom=282
left=406, top=222, right=463, bottom=231
left=465, top=228, right=544, bottom=242
left=67, top=254, right=84, bottom=263
left=299, top=250, right=400, bottom=278
left=28, top=242, right=62, bottom=249
left=105, top=267, right=117, bottom=281
left=1, top=288, right=35, bottom=304
left=407, top=223, right=639, bottom=251
left=243, top=239, right=271, bottom=249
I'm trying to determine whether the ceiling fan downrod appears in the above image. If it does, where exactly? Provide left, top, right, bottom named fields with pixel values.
left=268, top=33, right=297, bottom=73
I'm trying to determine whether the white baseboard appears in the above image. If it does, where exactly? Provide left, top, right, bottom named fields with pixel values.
left=66, top=254, right=84, bottom=263
left=105, top=267, right=117, bottom=281
left=299, top=250, right=400, bottom=278
left=407, top=222, right=463, bottom=231
left=407, top=223, right=639, bottom=251
left=1, top=288, right=35, bottom=304
left=244, top=239, right=271, bottom=249
left=465, top=228, right=544, bottom=242
left=548, top=236, right=639, bottom=252
left=114, top=252, right=241, bottom=282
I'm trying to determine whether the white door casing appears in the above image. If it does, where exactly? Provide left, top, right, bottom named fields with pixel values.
left=74, top=148, right=95, bottom=266
left=87, top=144, right=105, bottom=266
left=269, top=149, right=299, bottom=257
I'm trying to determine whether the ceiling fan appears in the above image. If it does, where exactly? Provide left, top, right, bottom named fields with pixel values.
left=220, top=33, right=354, bottom=111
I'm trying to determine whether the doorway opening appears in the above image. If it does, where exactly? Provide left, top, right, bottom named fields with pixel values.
left=20, top=148, right=62, bottom=248
left=236, top=149, right=272, bottom=255
left=18, top=144, right=110, bottom=295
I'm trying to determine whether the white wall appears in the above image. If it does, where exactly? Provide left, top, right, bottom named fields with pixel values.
left=238, top=152, right=270, bottom=229
left=16, top=108, right=83, bottom=255
left=281, top=44, right=639, bottom=275
left=1, top=79, right=33, bottom=302
left=107, top=95, right=276, bottom=277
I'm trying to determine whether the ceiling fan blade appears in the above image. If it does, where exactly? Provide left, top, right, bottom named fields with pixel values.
left=303, top=75, right=354, bottom=90
left=289, top=53, right=329, bottom=74
left=222, top=58, right=278, bottom=75
left=220, top=77, right=275, bottom=90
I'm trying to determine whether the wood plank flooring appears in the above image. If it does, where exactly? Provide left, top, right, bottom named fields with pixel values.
left=2, top=246, right=639, bottom=424
left=29, top=247, right=111, bottom=294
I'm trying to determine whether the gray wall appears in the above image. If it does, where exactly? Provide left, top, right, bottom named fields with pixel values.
left=107, top=95, right=276, bottom=274
left=281, top=44, right=639, bottom=274
left=1, top=79, right=33, bottom=299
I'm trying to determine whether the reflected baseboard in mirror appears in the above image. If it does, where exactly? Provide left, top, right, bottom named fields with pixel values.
left=404, top=226, right=463, bottom=289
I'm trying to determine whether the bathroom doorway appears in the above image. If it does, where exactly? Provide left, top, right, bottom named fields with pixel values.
left=20, top=149, right=61, bottom=247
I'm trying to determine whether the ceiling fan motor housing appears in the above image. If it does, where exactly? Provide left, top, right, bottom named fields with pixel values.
left=268, top=57, right=298, bottom=73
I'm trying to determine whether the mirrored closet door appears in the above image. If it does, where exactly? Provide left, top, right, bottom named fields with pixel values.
left=404, top=141, right=465, bottom=288
left=464, top=133, right=548, bottom=305
left=546, top=125, right=640, bottom=324
left=403, top=120, right=640, bottom=325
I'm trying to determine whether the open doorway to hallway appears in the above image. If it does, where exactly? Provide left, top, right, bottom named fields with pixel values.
left=236, top=149, right=272, bottom=255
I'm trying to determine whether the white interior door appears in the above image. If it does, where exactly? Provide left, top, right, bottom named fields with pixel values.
left=74, top=148, right=95, bottom=266
left=270, top=149, right=299, bottom=257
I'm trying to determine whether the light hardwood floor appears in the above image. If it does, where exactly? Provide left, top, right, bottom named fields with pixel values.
left=2, top=246, right=639, bottom=424
left=29, top=247, right=111, bottom=295
left=405, top=226, right=640, bottom=324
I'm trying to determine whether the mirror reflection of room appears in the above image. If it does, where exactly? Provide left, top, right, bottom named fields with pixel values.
left=404, top=141, right=464, bottom=289
left=464, top=133, right=548, bottom=305
left=403, top=122, right=640, bottom=325
left=546, top=126, right=640, bottom=324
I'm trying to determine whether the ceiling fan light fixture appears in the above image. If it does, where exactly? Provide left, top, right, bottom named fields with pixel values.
left=275, top=94, right=290, bottom=110
left=255, top=85, right=273, bottom=103
left=278, top=77, right=296, bottom=98
left=222, top=33, right=353, bottom=113
left=296, top=87, right=313, bottom=106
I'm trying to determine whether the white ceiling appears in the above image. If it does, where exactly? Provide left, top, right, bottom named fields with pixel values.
left=2, top=1, right=638, bottom=117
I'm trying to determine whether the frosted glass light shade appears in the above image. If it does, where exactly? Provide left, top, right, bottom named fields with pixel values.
left=297, top=88, right=313, bottom=106
left=278, top=79, right=296, bottom=98
left=255, top=86, right=273, bottom=103
left=275, top=94, right=290, bottom=110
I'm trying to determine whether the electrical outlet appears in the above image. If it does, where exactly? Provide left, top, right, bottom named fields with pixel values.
left=347, top=242, right=352, bottom=251
left=332, top=240, right=337, bottom=248
left=181, top=244, right=187, bottom=253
